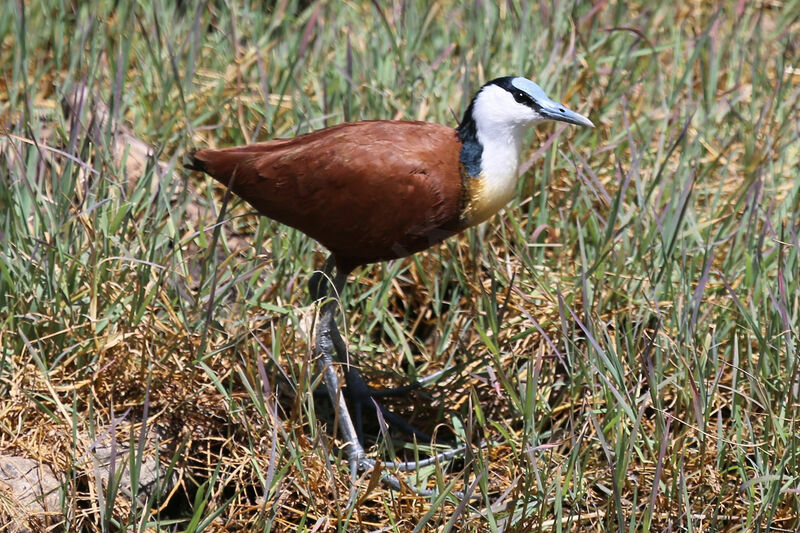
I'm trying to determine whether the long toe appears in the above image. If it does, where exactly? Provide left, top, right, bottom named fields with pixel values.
left=375, top=404, right=433, bottom=442
left=344, top=366, right=439, bottom=445
left=356, top=365, right=459, bottom=398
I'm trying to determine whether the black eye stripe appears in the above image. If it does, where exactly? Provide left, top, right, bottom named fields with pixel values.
left=512, top=90, right=530, bottom=104
left=511, top=89, right=543, bottom=111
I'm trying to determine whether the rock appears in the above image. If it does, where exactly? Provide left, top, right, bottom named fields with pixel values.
left=0, top=455, right=62, bottom=532
left=88, top=436, right=177, bottom=509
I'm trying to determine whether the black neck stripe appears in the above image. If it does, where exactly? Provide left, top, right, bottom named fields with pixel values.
left=456, top=97, right=482, bottom=178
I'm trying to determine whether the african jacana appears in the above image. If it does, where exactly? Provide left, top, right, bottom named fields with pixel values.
left=187, top=76, right=593, bottom=484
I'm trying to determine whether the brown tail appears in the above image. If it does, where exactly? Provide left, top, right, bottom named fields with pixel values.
left=184, top=150, right=208, bottom=173
left=183, top=147, right=266, bottom=189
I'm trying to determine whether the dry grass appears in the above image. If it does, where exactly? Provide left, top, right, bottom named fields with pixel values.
left=1, top=0, right=799, bottom=531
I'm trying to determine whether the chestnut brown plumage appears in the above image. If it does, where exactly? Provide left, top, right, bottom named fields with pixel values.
left=187, top=76, right=593, bottom=494
left=187, top=121, right=465, bottom=274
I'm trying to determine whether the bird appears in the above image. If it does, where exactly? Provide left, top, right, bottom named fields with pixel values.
left=186, top=76, right=593, bottom=486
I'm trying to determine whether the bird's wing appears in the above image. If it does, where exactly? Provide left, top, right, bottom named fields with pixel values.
left=192, top=121, right=465, bottom=266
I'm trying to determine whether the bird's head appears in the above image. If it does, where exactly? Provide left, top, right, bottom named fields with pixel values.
left=456, top=76, right=594, bottom=224
left=468, top=76, right=594, bottom=135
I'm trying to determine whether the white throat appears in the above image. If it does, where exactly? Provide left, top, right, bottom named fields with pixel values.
left=467, top=86, right=533, bottom=224
left=476, top=120, right=525, bottom=205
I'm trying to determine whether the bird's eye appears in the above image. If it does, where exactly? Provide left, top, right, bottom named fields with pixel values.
left=512, top=90, right=530, bottom=105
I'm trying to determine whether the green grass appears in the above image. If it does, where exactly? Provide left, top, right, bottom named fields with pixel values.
left=2, top=0, right=799, bottom=531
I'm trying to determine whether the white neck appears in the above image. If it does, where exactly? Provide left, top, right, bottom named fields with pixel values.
left=476, top=121, right=525, bottom=203
left=467, top=86, right=533, bottom=224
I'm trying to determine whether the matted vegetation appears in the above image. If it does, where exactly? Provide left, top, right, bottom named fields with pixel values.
left=1, top=0, right=799, bottom=531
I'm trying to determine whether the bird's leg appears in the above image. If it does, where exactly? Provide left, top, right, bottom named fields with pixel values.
left=318, top=287, right=441, bottom=444
left=315, top=294, right=366, bottom=474
left=315, top=294, right=470, bottom=497
left=310, top=257, right=467, bottom=484
left=308, top=255, right=336, bottom=302
left=311, top=260, right=454, bottom=445
left=311, top=261, right=366, bottom=475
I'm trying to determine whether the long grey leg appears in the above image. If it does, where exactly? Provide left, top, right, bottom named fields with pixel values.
left=312, top=261, right=365, bottom=476
left=310, top=255, right=470, bottom=496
